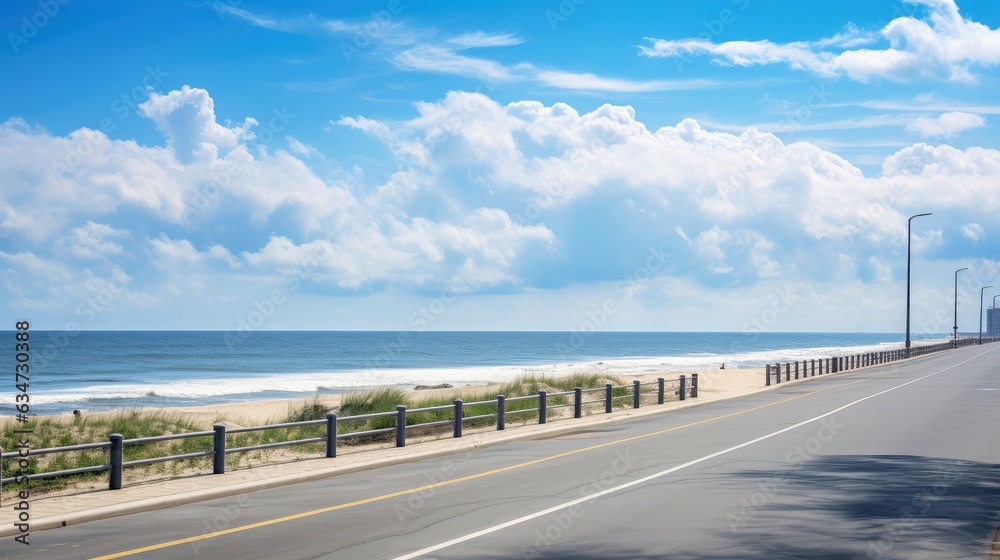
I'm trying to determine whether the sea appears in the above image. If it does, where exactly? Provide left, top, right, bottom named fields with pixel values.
left=5, top=331, right=949, bottom=415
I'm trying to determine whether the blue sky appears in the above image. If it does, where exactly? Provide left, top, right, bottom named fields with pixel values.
left=1, top=0, right=998, bottom=333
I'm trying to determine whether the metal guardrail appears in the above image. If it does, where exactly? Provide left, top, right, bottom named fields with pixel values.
left=0, top=375, right=699, bottom=491
left=764, top=337, right=998, bottom=386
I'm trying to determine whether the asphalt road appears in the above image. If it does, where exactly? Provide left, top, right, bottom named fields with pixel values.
left=5, top=344, right=999, bottom=560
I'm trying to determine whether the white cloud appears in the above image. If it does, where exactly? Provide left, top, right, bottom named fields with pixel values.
left=961, top=222, right=985, bottom=241
left=447, top=32, right=525, bottom=48
left=6, top=88, right=1000, bottom=328
left=394, top=44, right=517, bottom=82
left=533, top=70, right=714, bottom=93
left=140, top=85, right=257, bottom=162
left=57, top=221, right=130, bottom=260
left=641, top=0, right=1000, bottom=82
left=905, top=111, right=986, bottom=137
left=241, top=208, right=554, bottom=290
left=286, top=136, right=322, bottom=158
left=675, top=226, right=692, bottom=245
left=215, top=5, right=295, bottom=31
left=695, top=226, right=734, bottom=273
left=149, top=235, right=239, bottom=269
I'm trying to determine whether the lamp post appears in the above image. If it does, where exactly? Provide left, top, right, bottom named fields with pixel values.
left=905, top=212, right=932, bottom=357
left=954, top=267, right=968, bottom=347
left=981, top=286, right=993, bottom=344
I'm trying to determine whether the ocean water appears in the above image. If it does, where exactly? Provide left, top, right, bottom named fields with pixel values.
left=4, top=331, right=947, bottom=414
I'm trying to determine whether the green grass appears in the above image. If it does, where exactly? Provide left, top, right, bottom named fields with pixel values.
left=0, top=372, right=667, bottom=496
left=0, top=408, right=206, bottom=494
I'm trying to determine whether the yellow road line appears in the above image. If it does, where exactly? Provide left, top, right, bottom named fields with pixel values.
left=90, top=380, right=861, bottom=559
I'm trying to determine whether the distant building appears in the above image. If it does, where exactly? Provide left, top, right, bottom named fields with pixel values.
left=990, top=306, right=1000, bottom=337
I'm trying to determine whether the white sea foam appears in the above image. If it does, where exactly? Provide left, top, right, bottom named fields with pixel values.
left=5, top=338, right=937, bottom=406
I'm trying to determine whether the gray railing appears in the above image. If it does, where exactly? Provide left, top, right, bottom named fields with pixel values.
left=764, top=337, right=997, bottom=386
left=0, top=375, right=698, bottom=491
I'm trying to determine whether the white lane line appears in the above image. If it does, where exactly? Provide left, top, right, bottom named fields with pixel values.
left=392, top=347, right=997, bottom=560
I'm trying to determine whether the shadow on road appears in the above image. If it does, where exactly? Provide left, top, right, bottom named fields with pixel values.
left=474, top=455, right=1000, bottom=560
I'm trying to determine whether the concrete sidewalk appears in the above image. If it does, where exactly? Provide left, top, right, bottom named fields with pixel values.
left=0, top=374, right=839, bottom=537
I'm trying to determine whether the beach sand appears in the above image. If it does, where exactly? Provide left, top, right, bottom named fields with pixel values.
left=51, top=366, right=766, bottom=428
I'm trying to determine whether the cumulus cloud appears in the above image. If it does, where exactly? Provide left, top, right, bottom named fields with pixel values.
left=341, top=91, right=1000, bottom=289
left=140, top=85, right=257, bottom=162
left=4, top=87, right=1000, bottom=327
left=640, top=0, right=1000, bottom=82
left=57, top=221, right=130, bottom=260
left=905, top=111, right=986, bottom=137
left=0, top=86, right=564, bottom=316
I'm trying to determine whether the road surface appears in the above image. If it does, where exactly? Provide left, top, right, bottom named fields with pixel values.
left=6, top=344, right=1000, bottom=559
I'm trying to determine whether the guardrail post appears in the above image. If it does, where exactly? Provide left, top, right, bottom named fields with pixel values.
left=691, top=374, right=698, bottom=398
left=679, top=376, right=686, bottom=401
left=605, top=383, right=613, bottom=412
left=633, top=381, right=641, bottom=408
left=453, top=399, right=463, bottom=438
left=658, top=378, right=665, bottom=403
left=497, top=395, right=505, bottom=430
left=538, top=391, right=547, bottom=424
left=396, top=405, right=406, bottom=447
left=811, top=359, right=816, bottom=376
left=794, top=361, right=799, bottom=380
left=326, top=413, right=337, bottom=458
left=774, top=363, right=780, bottom=383
left=574, top=387, right=582, bottom=418
left=109, top=433, right=123, bottom=490
left=766, top=364, right=771, bottom=386
left=785, top=363, right=790, bottom=382
left=212, top=424, right=226, bottom=475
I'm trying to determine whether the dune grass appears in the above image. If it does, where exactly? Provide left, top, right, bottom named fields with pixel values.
left=1, top=408, right=206, bottom=493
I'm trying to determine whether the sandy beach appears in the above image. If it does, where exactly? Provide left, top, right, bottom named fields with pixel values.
left=46, top=366, right=767, bottom=429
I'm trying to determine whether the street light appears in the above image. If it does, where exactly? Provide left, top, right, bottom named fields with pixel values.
left=954, top=267, right=968, bottom=347
left=905, top=212, right=932, bottom=357
left=981, top=286, right=994, bottom=344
